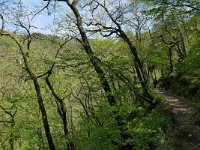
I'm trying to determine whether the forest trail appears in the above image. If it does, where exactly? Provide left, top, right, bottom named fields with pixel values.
left=156, top=88, right=200, bottom=150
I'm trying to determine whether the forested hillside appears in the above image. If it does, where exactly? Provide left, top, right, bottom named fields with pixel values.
left=0, top=0, right=199, bottom=150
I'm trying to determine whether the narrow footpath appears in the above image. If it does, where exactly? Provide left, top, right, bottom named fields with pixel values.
left=157, top=88, right=200, bottom=150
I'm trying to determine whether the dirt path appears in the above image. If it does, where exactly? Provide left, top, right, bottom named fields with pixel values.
left=156, top=88, right=200, bottom=150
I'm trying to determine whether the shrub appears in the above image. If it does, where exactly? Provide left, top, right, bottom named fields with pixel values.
left=75, top=96, right=173, bottom=150
left=192, top=90, right=200, bottom=125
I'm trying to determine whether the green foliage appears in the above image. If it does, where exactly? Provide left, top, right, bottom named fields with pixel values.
left=75, top=96, right=172, bottom=150
left=0, top=28, right=176, bottom=149
left=160, top=6, right=200, bottom=121
left=3, top=0, right=197, bottom=148
left=192, top=90, right=200, bottom=122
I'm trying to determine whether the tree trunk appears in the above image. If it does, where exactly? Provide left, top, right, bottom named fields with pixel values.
left=168, top=47, right=173, bottom=75
left=45, top=77, right=74, bottom=150
left=119, top=31, right=154, bottom=104
left=33, top=78, right=55, bottom=150
left=68, top=3, right=116, bottom=106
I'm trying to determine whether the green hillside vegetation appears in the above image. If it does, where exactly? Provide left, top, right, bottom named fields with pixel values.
left=0, top=32, right=172, bottom=149
left=0, top=0, right=199, bottom=149
left=157, top=9, right=200, bottom=124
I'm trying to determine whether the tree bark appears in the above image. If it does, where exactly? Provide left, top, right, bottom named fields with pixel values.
left=119, top=31, right=154, bottom=104
left=33, top=78, right=55, bottom=150
left=45, top=77, right=74, bottom=150
left=168, top=47, right=173, bottom=75
left=67, top=2, right=116, bottom=106
left=0, top=25, right=56, bottom=150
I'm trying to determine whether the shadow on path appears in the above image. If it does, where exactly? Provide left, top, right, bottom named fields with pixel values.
left=156, top=88, right=200, bottom=150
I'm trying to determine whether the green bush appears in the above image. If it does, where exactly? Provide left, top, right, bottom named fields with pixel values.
left=192, top=90, right=200, bottom=124
left=188, top=82, right=200, bottom=98
left=74, top=97, right=173, bottom=150
left=161, top=74, right=199, bottom=98
left=159, top=75, right=175, bottom=90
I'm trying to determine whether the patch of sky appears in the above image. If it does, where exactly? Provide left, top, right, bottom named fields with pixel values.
left=1, top=0, right=67, bottom=34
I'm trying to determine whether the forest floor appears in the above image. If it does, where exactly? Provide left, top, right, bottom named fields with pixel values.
left=156, top=88, right=200, bottom=150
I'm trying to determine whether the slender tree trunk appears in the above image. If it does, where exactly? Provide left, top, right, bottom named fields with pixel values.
left=33, top=78, right=55, bottom=150
left=168, top=47, right=173, bottom=75
left=180, top=31, right=187, bottom=58
left=45, top=77, right=74, bottom=150
left=119, top=31, right=154, bottom=104
left=0, top=28, right=55, bottom=150
left=45, top=78, right=69, bottom=135
left=67, top=3, right=116, bottom=106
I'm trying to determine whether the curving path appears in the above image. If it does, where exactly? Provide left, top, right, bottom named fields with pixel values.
left=156, top=88, right=200, bottom=150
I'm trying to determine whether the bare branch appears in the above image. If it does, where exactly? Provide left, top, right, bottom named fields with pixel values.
left=32, top=0, right=52, bottom=20
left=0, top=14, right=4, bottom=31
left=0, top=105, right=13, bottom=117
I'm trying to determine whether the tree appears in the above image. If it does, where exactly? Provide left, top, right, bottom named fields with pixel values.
left=79, top=0, right=155, bottom=105
left=0, top=3, right=56, bottom=148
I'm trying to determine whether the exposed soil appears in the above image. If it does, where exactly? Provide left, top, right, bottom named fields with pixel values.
left=156, top=88, right=200, bottom=150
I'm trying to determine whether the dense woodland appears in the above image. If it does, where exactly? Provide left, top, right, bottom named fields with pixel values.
left=0, top=0, right=199, bottom=149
